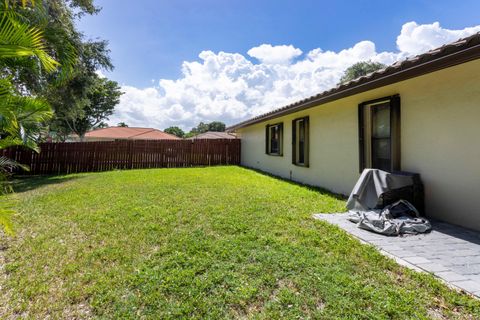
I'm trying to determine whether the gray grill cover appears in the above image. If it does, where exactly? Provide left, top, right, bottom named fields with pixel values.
left=347, top=169, right=431, bottom=236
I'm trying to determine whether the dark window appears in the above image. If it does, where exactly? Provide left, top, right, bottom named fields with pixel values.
left=371, top=103, right=391, bottom=171
left=292, top=116, right=309, bottom=166
left=358, top=95, right=400, bottom=172
left=265, top=123, right=283, bottom=155
left=270, top=125, right=280, bottom=154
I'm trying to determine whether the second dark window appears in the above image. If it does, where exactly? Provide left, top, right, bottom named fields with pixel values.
left=292, top=116, right=309, bottom=166
left=265, top=123, right=283, bottom=156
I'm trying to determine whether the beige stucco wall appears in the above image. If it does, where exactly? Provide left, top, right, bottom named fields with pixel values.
left=236, top=59, right=480, bottom=230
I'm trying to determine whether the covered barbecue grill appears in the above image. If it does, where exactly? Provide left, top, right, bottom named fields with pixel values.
left=347, top=169, right=430, bottom=236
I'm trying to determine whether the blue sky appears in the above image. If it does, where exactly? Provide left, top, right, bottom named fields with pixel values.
left=76, top=0, right=480, bottom=129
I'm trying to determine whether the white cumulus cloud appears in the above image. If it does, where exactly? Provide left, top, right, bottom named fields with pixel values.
left=397, top=21, right=480, bottom=55
left=247, top=44, right=303, bottom=65
left=107, top=22, right=480, bottom=130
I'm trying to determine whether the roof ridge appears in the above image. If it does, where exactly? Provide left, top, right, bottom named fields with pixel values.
left=132, top=129, right=181, bottom=140
left=129, top=128, right=157, bottom=138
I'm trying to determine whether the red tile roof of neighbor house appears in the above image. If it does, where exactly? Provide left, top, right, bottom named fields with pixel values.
left=227, top=32, right=480, bottom=131
left=85, top=127, right=180, bottom=140
left=187, top=131, right=237, bottom=139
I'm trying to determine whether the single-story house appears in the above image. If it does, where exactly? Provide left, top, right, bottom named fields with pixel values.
left=228, top=33, right=480, bottom=231
left=70, top=127, right=180, bottom=142
left=187, top=131, right=237, bottom=140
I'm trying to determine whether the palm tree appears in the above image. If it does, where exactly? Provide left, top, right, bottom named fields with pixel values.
left=0, top=1, right=59, bottom=158
left=0, top=1, right=62, bottom=233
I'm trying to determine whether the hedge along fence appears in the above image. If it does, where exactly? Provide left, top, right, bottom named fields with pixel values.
left=1, top=139, right=241, bottom=175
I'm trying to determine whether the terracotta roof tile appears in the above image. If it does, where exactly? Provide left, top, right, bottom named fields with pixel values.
left=85, top=127, right=180, bottom=140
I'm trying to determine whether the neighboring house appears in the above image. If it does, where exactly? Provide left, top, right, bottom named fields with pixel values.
left=228, top=33, right=480, bottom=231
left=187, top=131, right=237, bottom=140
left=70, top=127, right=180, bottom=142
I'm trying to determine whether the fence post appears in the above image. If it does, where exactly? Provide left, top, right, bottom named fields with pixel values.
left=207, top=141, right=210, bottom=166
left=226, top=142, right=229, bottom=165
left=128, top=140, right=133, bottom=169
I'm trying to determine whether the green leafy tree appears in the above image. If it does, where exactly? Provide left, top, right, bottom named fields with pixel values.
left=190, top=122, right=209, bottom=135
left=47, top=40, right=116, bottom=140
left=51, top=76, right=122, bottom=140
left=164, top=126, right=185, bottom=138
left=208, top=121, right=226, bottom=132
left=338, top=61, right=386, bottom=85
left=117, top=122, right=128, bottom=127
left=186, top=121, right=226, bottom=137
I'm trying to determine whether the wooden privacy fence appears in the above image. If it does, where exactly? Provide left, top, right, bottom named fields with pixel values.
left=1, top=139, right=241, bottom=175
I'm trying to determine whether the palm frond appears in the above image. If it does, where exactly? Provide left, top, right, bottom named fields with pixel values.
left=0, top=155, right=29, bottom=171
left=0, top=136, right=24, bottom=150
left=0, top=78, right=52, bottom=152
left=0, top=5, right=59, bottom=72
left=14, top=95, right=53, bottom=123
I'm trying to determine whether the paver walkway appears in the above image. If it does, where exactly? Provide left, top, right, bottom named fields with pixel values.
left=314, top=213, right=480, bottom=297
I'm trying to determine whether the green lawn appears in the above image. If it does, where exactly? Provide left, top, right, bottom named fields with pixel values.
left=1, top=166, right=479, bottom=319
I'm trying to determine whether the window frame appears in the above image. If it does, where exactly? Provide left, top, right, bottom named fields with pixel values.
left=292, top=116, right=310, bottom=167
left=358, top=95, right=401, bottom=173
left=265, top=123, right=284, bottom=156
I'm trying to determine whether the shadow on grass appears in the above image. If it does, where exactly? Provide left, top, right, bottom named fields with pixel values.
left=9, top=175, right=81, bottom=193
left=239, top=165, right=347, bottom=201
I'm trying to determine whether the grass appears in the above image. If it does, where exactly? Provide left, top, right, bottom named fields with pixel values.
left=1, top=166, right=479, bottom=319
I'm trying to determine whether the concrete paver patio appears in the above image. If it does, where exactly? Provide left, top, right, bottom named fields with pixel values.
left=314, top=213, right=480, bottom=298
